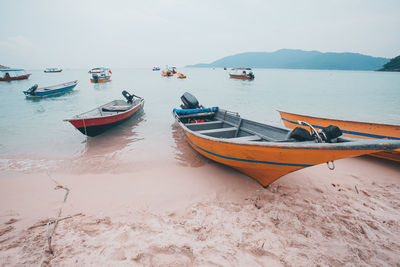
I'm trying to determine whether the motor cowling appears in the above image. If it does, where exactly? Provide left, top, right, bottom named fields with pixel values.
left=27, top=84, right=38, bottom=95
left=181, top=92, right=200, bottom=109
left=122, top=90, right=134, bottom=103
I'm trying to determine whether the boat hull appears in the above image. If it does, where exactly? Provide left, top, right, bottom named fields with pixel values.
left=24, top=81, right=78, bottom=98
left=67, top=100, right=144, bottom=137
left=0, top=74, right=31, bottom=81
left=229, top=74, right=254, bottom=80
left=90, top=77, right=111, bottom=83
left=279, top=111, right=400, bottom=163
left=176, top=121, right=391, bottom=187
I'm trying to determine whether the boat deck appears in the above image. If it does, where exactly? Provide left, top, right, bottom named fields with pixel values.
left=73, top=99, right=141, bottom=119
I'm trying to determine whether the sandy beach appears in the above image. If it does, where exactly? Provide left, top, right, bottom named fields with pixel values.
left=1, top=152, right=399, bottom=266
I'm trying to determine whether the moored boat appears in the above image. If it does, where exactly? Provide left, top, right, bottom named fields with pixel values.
left=229, top=68, right=255, bottom=80
left=279, top=110, right=400, bottom=163
left=90, top=67, right=112, bottom=83
left=152, top=66, right=160, bottom=71
left=0, top=68, right=31, bottom=81
left=64, top=91, right=144, bottom=137
left=44, top=68, right=62, bottom=73
left=177, top=72, right=187, bottom=79
left=23, top=80, right=78, bottom=98
left=173, top=93, right=400, bottom=187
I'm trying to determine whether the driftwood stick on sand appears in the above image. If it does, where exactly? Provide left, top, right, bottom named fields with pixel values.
left=45, top=173, right=71, bottom=255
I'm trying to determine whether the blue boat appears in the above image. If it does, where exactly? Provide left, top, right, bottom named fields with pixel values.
left=23, top=80, right=78, bottom=98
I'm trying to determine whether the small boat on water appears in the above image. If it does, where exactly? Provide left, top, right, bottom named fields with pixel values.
left=229, top=68, right=255, bottom=80
left=152, top=67, right=160, bottom=71
left=0, top=68, right=31, bottom=81
left=161, top=70, right=174, bottom=77
left=177, top=72, right=187, bottom=79
left=44, top=68, right=62, bottom=73
left=173, top=93, right=400, bottom=187
left=279, top=110, right=400, bottom=163
left=90, top=67, right=112, bottom=83
left=23, top=80, right=78, bottom=98
left=161, top=66, right=176, bottom=77
left=64, top=91, right=144, bottom=137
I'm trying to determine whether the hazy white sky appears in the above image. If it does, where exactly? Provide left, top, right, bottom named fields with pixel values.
left=1, top=0, right=399, bottom=69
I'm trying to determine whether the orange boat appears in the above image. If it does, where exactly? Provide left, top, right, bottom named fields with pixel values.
left=173, top=93, right=400, bottom=187
left=90, top=67, right=112, bottom=83
left=161, top=70, right=174, bottom=77
left=177, top=72, right=186, bottom=79
left=279, top=111, right=400, bottom=163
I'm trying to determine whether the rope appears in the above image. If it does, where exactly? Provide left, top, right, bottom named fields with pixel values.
left=82, top=118, right=87, bottom=136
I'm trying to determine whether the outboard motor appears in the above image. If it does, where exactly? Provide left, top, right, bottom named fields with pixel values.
left=248, top=72, right=255, bottom=79
left=181, top=92, right=200, bottom=109
left=122, top=90, right=134, bottom=104
left=26, top=84, right=38, bottom=95
left=92, top=74, right=99, bottom=83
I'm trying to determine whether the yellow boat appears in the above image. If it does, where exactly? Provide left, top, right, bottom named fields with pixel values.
left=279, top=111, right=400, bottom=163
left=173, top=93, right=400, bottom=187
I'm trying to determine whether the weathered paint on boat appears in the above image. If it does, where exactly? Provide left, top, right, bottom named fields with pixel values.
left=278, top=111, right=400, bottom=163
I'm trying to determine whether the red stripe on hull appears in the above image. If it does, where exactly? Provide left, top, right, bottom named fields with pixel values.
left=0, top=74, right=31, bottom=81
left=229, top=74, right=253, bottom=80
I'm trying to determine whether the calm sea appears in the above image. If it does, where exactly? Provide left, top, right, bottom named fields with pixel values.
left=1, top=68, right=399, bottom=168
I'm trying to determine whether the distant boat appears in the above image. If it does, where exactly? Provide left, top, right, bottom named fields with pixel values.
left=279, top=110, right=400, bottom=163
left=44, top=68, right=62, bottom=73
left=90, top=67, right=112, bottom=83
left=161, top=66, right=176, bottom=77
left=23, top=80, right=78, bottom=98
left=229, top=68, right=255, bottom=80
left=173, top=92, right=400, bottom=187
left=64, top=91, right=144, bottom=137
left=0, top=68, right=31, bottom=81
left=152, top=67, right=160, bottom=71
left=177, top=72, right=187, bottom=79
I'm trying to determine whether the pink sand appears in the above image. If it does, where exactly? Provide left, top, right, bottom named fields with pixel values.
left=1, top=155, right=400, bottom=266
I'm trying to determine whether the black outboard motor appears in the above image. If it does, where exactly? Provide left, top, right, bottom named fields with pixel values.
left=181, top=92, right=200, bottom=109
left=26, top=84, right=38, bottom=95
left=122, top=90, right=134, bottom=104
left=92, top=74, right=99, bottom=83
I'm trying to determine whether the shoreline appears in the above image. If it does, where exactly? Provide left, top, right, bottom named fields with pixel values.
left=1, top=156, right=399, bottom=265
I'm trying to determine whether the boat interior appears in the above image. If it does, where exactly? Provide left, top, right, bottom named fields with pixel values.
left=75, top=98, right=142, bottom=119
left=177, top=109, right=349, bottom=144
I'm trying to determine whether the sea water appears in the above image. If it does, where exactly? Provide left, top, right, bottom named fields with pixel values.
left=0, top=68, right=399, bottom=169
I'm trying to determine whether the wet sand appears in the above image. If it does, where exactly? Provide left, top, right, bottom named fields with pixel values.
left=1, top=153, right=400, bottom=266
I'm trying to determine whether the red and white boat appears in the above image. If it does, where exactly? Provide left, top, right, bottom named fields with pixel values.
left=64, top=91, right=144, bottom=137
left=0, top=68, right=31, bottom=81
left=229, top=68, right=255, bottom=80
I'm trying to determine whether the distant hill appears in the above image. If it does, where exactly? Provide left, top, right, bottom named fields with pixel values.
left=186, top=49, right=389, bottom=70
left=378, top=55, right=400, bottom=72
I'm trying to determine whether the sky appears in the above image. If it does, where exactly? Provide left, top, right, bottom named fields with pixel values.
left=1, top=0, right=399, bottom=69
